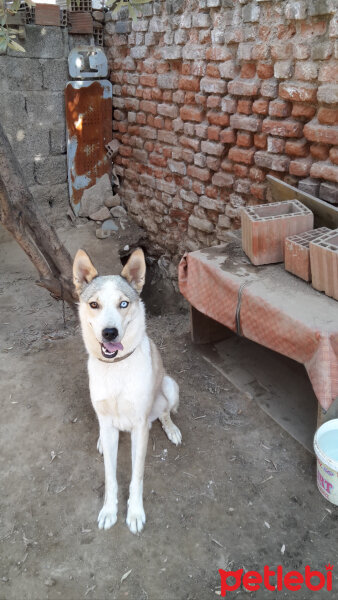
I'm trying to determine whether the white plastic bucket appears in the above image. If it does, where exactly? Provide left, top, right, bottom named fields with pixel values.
left=314, top=419, right=338, bottom=506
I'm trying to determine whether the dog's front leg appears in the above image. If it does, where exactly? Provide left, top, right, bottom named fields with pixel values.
left=97, top=415, right=119, bottom=530
left=126, top=421, right=149, bottom=534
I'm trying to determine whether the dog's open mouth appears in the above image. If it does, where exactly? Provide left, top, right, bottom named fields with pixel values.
left=101, top=341, right=124, bottom=359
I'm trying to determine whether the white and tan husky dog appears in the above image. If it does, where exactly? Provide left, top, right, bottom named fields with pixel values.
left=73, top=248, right=181, bottom=534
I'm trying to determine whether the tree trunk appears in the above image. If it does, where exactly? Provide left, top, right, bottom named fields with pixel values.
left=0, top=122, right=77, bottom=308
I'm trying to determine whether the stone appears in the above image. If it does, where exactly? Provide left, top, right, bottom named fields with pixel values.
left=79, top=173, right=113, bottom=217
left=110, top=206, right=127, bottom=218
left=96, top=219, right=119, bottom=239
left=90, top=206, right=111, bottom=221
left=104, top=193, right=121, bottom=208
left=34, top=155, right=67, bottom=185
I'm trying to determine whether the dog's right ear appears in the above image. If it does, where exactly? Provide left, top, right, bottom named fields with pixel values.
left=73, top=249, right=98, bottom=295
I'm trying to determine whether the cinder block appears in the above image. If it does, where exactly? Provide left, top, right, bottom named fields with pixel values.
left=285, top=227, right=330, bottom=281
left=310, top=229, right=338, bottom=301
left=241, top=200, right=314, bottom=265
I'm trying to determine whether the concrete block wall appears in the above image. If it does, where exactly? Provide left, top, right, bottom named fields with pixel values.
left=1, top=25, right=75, bottom=226
left=105, top=0, right=338, bottom=259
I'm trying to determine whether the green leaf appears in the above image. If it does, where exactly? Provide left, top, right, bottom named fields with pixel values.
left=8, top=38, right=25, bottom=52
left=11, top=0, right=21, bottom=12
left=105, top=0, right=119, bottom=6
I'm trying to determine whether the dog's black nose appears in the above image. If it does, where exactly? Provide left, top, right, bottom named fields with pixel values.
left=102, top=327, right=118, bottom=341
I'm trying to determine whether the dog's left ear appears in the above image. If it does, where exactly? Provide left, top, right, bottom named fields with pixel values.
left=121, top=248, right=146, bottom=294
left=73, top=249, right=98, bottom=295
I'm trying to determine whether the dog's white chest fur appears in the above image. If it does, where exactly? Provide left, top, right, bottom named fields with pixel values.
left=88, top=336, right=154, bottom=431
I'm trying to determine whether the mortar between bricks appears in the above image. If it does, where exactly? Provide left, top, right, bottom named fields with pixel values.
left=241, top=200, right=314, bottom=265
left=284, top=227, right=330, bottom=282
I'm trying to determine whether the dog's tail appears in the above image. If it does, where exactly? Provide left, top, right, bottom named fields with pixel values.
left=162, top=375, right=179, bottom=413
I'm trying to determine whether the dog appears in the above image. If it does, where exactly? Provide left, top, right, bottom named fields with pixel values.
left=73, top=248, right=182, bottom=534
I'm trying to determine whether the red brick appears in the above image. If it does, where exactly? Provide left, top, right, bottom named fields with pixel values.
left=291, top=103, right=316, bottom=119
left=221, top=159, right=233, bottom=172
left=252, top=98, right=269, bottom=115
left=233, top=164, right=249, bottom=178
left=201, top=141, right=224, bottom=156
left=304, top=121, right=338, bottom=145
left=206, top=157, right=221, bottom=171
left=157, top=103, right=179, bottom=119
left=254, top=151, right=290, bottom=172
left=211, top=172, right=234, bottom=187
left=271, top=42, right=293, bottom=60
left=207, top=126, right=220, bottom=141
left=249, top=166, right=265, bottom=182
left=294, top=61, right=318, bottom=82
left=206, top=64, right=220, bottom=78
left=207, top=111, right=230, bottom=126
left=277, top=23, right=296, bottom=41
left=150, top=153, right=167, bottom=167
left=254, top=133, right=267, bottom=149
left=229, top=146, right=255, bottom=165
left=230, top=114, right=262, bottom=132
left=310, top=143, right=329, bottom=160
left=200, top=77, right=227, bottom=94
left=220, top=128, right=236, bottom=144
left=195, top=94, right=207, bottom=107
left=250, top=183, right=267, bottom=201
left=207, top=95, right=221, bottom=109
left=330, top=148, right=338, bottom=166
left=267, top=137, right=285, bottom=153
left=237, top=131, right=253, bottom=147
left=187, top=165, right=211, bottom=182
left=180, top=136, right=200, bottom=151
left=206, top=46, right=233, bottom=61
left=140, top=74, right=157, bottom=87
left=289, top=157, right=312, bottom=177
left=140, top=100, right=157, bottom=115
left=310, top=162, right=338, bottom=183
left=240, top=63, right=256, bottom=79
left=228, top=78, right=261, bottom=96
left=205, top=186, right=218, bottom=199
left=300, top=22, right=327, bottom=38
left=182, top=63, right=190, bottom=75
left=269, top=100, right=291, bottom=118
left=237, top=99, right=252, bottom=115
left=184, top=92, right=196, bottom=105
left=252, top=44, right=270, bottom=61
left=262, top=119, right=303, bottom=138
left=318, top=107, right=338, bottom=126
left=279, top=82, right=317, bottom=103
left=318, top=63, right=338, bottom=83
left=136, top=112, right=147, bottom=125
left=179, top=77, right=200, bottom=92
left=180, top=106, right=204, bottom=122
left=256, top=63, right=274, bottom=79
left=285, top=138, right=308, bottom=157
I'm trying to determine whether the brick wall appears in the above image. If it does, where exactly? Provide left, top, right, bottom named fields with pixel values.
left=105, top=0, right=338, bottom=258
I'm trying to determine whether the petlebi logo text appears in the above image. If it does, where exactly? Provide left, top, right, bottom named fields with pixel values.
left=218, top=564, right=333, bottom=596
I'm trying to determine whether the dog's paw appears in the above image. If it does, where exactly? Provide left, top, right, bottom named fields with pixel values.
left=165, top=422, right=182, bottom=446
left=97, top=437, right=103, bottom=455
left=97, top=504, right=117, bottom=530
left=126, top=505, right=146, bottom=534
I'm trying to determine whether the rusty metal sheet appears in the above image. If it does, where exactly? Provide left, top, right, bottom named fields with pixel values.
left=65, top=80, right=112, bottom=215
left=68, top=11, right=93, bottom=34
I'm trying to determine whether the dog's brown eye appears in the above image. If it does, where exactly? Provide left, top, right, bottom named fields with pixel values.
left=89, top=301, right=99, bottom=309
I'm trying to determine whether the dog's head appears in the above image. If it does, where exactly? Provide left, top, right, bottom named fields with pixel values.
left=73, top=248, right=146, bottom=361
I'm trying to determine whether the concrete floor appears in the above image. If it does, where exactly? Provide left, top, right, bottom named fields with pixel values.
left=0, top=220, right=337, bottom=600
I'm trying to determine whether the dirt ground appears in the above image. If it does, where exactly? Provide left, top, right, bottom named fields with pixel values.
left=1, top=219, right=337, bottom=600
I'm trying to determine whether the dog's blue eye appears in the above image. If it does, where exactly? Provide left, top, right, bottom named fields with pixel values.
left=120, top=300, right=129, bottom=309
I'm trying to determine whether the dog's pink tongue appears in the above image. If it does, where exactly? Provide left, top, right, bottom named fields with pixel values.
left=103, top=342, right=124, bottom=353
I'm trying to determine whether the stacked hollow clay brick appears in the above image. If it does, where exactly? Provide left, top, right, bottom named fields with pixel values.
left=104, top=0, right=338, bottom=261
